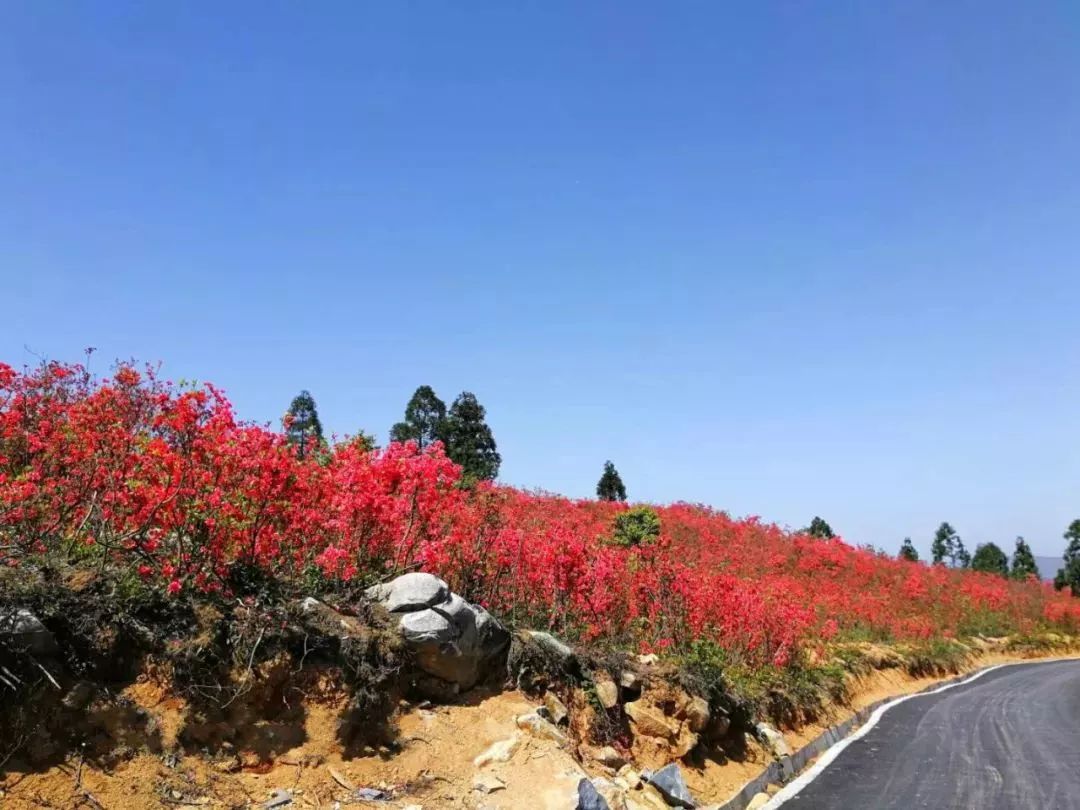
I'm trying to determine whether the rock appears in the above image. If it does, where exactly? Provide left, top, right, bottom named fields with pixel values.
left=596, top=677, right=620, bottom=709
left=524, top=630, right=575, bottom=664
left=577, top=778, right=612, bottom=810
left=625, top=701, right=677, bottom=741
left=473, top=735, right=520, bottom=767
left=684, top=697, right=710, bottom=734
left=61, top=681, right=96, bottom=711
left=615, top=765, right=641, bottom=790
left=354, top=787, right=390, bottom=801
left=619, top=670, right=641, bottom=691
left=471, top=773, right=506, bottom=794
left=366, top=572, right=448, bottom=613
left=263, top=789, right=293, bottom=808
left=746, top=793, right=771, bottom=810
left=368, top=573, right=510, bottom=690
left=755, top=723, right=792, bottom=758
left=515, top=712, right=569, bottom=744
left=643, top=764, right=696, bottom=808
left=544, top=692, right=569, bottom=725
left=638, top=654, right=659, bottom=667
left=589, top=745, right=626, bottom=769
left=0, top=609, right=58, bottom=656
left=399, top=610, right=456, bottom=644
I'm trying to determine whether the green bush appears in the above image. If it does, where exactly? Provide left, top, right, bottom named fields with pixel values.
left=612, top=506, right=661, bottom=548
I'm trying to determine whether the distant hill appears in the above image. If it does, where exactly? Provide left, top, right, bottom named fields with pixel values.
left=1035, top=556, right=1061, bottom=582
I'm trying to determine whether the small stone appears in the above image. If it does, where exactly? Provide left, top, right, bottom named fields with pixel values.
left=61, top=681, right=96, bottom=711
left=596, top=678, right=619, bottom=709
left=354, top=787, right=390, bottom=801
left=544, top=692, right=569, bottom=725
left=624, top=700, right=677, bottom=741
left=755, top=723, right=792, bottom=758
left=576, top=778, right=612, bottom=810
left=638, top=653, right=659, bottom=666
left=619, top=670, right=641, bottom=691
left=515, top=712, right=569, bottom=744
left=746, top=793, right=771, bottom=810
left=471, top=773, right=506, bottom=794
left=264, top=789, right=293, bottom=809
left=684, top=696, right=710, bottom=734
left=473, top=735, right=520, bottom=767
left=589, top=745, right=626, bottom=769
left=643, top=763, right=696, bottom=808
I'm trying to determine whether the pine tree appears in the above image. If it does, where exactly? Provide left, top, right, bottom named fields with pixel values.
left=284, top=390, right=324, bottom=460
left=953, top=536, right=971, bottom=569
left=596, top=461, right=627, bottom=502
left=971, top=542, right=1008, bottom=577
left=805, top=517, right=835, bottom=539
left=1055, top=519, right=1080, bottom=597
left=443, top=392, right=501, bottom=482
left=898, top=537, right=919, bottom=562
left=1010, top=536, right=1038, bottom=581
left=390, top=386, right=447, bottom=450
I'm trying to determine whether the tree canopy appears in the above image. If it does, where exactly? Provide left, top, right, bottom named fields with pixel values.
left=1010, top=537, right=1038, bottom=581
left=805, top=516, right=835, bottom=539
left=284, top=390, right=324, bottom=459
left=898, top=537, right=919, bottom=562
left=931, top=522, right=969, bottom=568
left=971, top=542, right=1008, bottom=577
left=1054, top=519, right=1080, bottom=596
left=390, top=386, right=447, bottom=450
left=443, top=391, right=501, bottom=482
left=597, top=461, right=627, bottom=502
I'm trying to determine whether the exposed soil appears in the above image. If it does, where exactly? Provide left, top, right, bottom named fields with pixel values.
left=5, top=645, right=1077, bottom=810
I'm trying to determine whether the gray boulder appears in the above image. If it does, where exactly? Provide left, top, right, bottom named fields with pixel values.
left=643, top=763, right=696, bottom=808
left=0, top=609, right=58, bottom=656
left=367, top=573, right=509, bottom=690
left=576, top=778, right=612, bottom=810
left=365, top=572, right=449, bottom=613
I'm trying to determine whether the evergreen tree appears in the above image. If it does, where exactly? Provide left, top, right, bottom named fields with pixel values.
left=1054, top=519, right=1080, bottom=597
left=1010, top=536, right=1038, bottom=581
left=898, top=537, right=919, bottom=562
left=805, top=516, right=835, bottom=539
left=390, top=386, right=447, bottom=449
left=284, top=390, right=324, bottom=460
left=443, top=392, right=500, bottom=481
left=971, top=542, right=1008, bottom=577
left=596, top=461, right=627, bottom=502
left=931, top=522, right=954, bottom=565
left=953, top=537, right=971, bottom=569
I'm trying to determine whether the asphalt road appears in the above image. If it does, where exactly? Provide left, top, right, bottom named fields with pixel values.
left=781, top=659, right=1080, bottom=809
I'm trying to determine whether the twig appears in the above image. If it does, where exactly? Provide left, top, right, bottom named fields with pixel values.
left=31, top=657, right=61, bottom=690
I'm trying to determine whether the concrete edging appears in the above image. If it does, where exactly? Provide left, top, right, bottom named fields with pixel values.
left=714, top=661, right=1027, bottom=810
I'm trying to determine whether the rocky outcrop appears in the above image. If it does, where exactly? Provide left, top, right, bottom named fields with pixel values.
left=365, top=573, right=509, bottom=691
left=623, top=682, right=712, bottom=768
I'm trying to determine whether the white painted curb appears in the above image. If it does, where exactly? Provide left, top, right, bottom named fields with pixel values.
left=763, top=657, right=1077, bottom=808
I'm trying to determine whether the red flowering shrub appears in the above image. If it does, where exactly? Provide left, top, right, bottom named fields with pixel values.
left=2, top=360, right=1079, bottom=670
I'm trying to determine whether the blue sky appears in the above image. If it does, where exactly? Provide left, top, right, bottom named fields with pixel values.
left=3, top=2, right=1079, bottom=557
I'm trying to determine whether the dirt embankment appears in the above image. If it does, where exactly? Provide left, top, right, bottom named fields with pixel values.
left=3, top=571, right=1077, bottom=810
left=4, top=639, right=1077, bottom=810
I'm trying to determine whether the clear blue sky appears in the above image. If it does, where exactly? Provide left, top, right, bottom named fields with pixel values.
left=3, top=2, right=1079, bottom=557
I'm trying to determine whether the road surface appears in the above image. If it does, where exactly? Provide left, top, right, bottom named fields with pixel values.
left=780, top=659, right=1080, bottom=809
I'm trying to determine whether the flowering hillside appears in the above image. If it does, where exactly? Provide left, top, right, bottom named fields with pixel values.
left=2, top=360, right=1078, bottom=669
